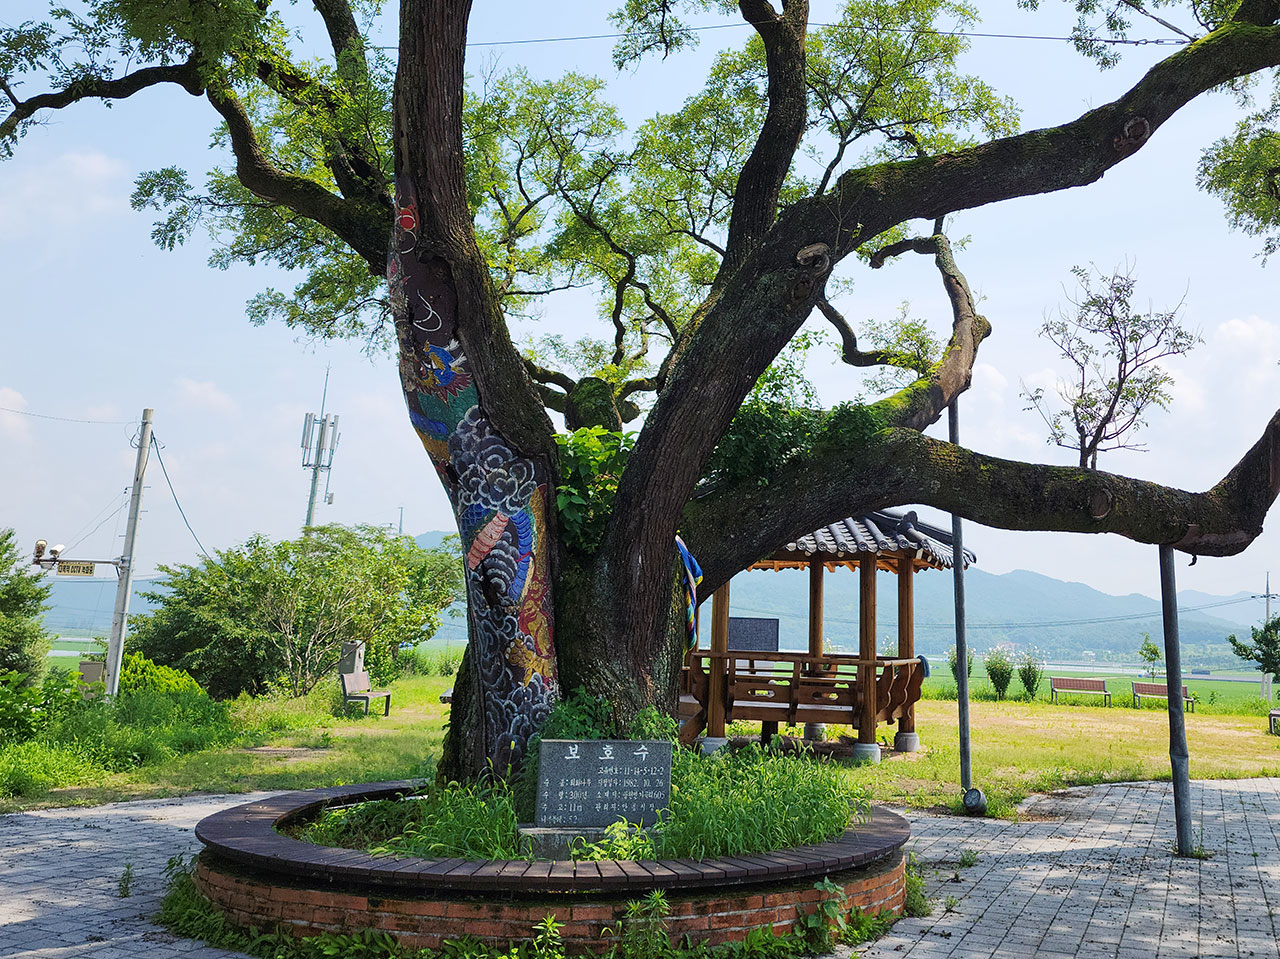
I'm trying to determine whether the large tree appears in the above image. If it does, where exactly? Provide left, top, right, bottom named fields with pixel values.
left=5, top=0, right=1280, bottom=780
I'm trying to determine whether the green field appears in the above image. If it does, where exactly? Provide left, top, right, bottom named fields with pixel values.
left=919, top=667, right=1273, bottom=715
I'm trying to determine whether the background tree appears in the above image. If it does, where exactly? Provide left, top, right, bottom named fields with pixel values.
left=0, top=529, right=51, bottom=686
left=5, top=0, right=1280, bottom=780
left=1021, top=265, right=1201, bottom=470
left=1227, top=615, right=1280, bottom=683
left=1137, top=633, right=1164, bottom=678
left=984, top=647, right=1014, bottom=700
left=129, top=526, right=461, bottom=698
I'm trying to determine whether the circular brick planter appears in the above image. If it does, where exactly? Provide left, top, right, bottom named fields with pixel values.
left=194, top=781, right=910, bottom=952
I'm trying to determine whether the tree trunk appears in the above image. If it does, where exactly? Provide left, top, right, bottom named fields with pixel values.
left=389, top=184, right=560, bottom=781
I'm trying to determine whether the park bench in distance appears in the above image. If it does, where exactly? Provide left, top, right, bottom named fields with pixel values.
left=1050, top=676, right=1111, bottom=706
left=340, top=670, right=391, bottom=716
left=1131, top=680, right=1194, bottom=712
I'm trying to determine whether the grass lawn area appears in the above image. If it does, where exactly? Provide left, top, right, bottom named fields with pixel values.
left=0, top=674, right=453, bottom=814
left=5, top=672, right=1278, bottom=820
left=920, top=671, right=1273, bottom=714
left=841, top=698, right=1280, bottom=818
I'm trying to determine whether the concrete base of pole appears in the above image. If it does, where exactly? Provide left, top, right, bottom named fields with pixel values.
left=699, top=737, right=728, bottom=755
left=893, top=731, right=920, bottom=753
left=803, top=723, right=826, bottom=742
left=851, top=742, right=882, bottom=764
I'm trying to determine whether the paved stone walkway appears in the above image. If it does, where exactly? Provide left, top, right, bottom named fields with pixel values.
left=1, top=779, right=1277, bottom=958
left=847, top=778, right=1280, bottom=959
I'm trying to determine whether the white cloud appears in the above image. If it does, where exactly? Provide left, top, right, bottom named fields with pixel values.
left=972, top=362, right=1008, bottom=403
left=176, top=378, right=238, bottom=413
left=0, top=387, right=31, bottom=440
left=0, top=150, right=129, bottom=238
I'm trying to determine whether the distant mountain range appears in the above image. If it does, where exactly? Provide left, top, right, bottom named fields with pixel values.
left=42, top=533, right=1268, bottom=670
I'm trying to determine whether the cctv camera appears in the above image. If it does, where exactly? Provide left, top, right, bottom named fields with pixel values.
left=34, top=540, right=46, bottom=560
left=50, top=544, right=65, bottom=559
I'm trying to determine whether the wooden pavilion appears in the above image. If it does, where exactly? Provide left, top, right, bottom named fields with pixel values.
left=679, top=509, right=975, bottom=761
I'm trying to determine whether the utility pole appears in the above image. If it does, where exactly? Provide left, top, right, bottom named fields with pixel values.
left=104, top=408, right=153, bottom=696
left=398, top=506, right=404, bottom=536
left=1253, top=572, right=1276, bottom=701
left=301, top=369, right=340, bottom=532
left=1253, top=571, right=1276, bottom=623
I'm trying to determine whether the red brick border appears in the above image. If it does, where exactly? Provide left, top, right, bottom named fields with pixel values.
left=192, top=782, right=910, bottom=952
left=194, top=781, right=911, bottom=894
left=194, top=848, right=905, bottom=952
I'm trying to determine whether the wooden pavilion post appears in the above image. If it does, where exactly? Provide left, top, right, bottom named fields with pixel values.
left=895, top=555, right=920, bottom=752
left=802, top=560, right=827, bottom=742
left=707, top=581, right=730, bottom=741
left=808, top=561, right=824, bottom=658
left=855, top=555, right=881, bottom=762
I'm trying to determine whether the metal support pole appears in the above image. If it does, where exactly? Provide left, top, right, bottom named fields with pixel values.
left=949, top=402, right=972, bottom=790
left=1159, top=544, right=1194, bottom=856
left=949, top=402, right=984, bottom=812
left=105, top=409, right=153, bottom=696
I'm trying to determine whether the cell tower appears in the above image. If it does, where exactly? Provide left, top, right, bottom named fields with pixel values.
left=301, top=370, right=340, bottom=530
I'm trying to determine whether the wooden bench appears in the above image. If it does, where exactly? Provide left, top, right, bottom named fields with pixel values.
left=1050, top=676, right=1111, bottom=706
left=1132, top=680, right=1194, bottom=712
left=340, top=671, right=391, bottom=715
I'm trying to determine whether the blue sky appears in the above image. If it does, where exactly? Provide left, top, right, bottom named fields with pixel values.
left=1, top=1, right=1277, bottom=610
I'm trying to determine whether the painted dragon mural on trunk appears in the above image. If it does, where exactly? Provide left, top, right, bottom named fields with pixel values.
left=388, top=180, right=558, bottom=774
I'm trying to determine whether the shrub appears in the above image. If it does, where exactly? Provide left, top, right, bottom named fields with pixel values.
left=119, top=653, right=202, bottom=695
left=1018, top=651, right=1046, bottom=699
left=0, top=741, right=100, bottom=798
left=947, top=646, right=974, bottom=685
left=984, top=648, right=1014, bottom=700
left=41, top=688, right=238, bottom=771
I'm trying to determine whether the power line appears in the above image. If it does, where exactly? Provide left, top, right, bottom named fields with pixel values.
left=371, top=20, right=1188, bottom=51
left=65, top=499, right=129, bottom=554
left=0, top=405, right=132, bottom=425
left=149, top=436, right=210, bottom=559
left=64, top=488, right=130, bottom=554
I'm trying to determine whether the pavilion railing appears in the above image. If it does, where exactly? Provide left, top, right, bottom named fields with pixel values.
left=679, top=651, right=924, bottom=742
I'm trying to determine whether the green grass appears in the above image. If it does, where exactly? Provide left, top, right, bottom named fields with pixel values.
left=832, top=697, right=1280, bottom=817
left=4, top=668, right=1279, bottom=828
left=921, top=669, right=1273, bottom=714
left=296, top=744, right=866, bottom=861
left=0, top=675, right=451, bottom=812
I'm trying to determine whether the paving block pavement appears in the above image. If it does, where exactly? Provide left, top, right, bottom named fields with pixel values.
left=3, top=779, right=1278, bottom=958
left=0, top=793, right=271, bottom=959
left=840, top=778, right=1280, bottom=959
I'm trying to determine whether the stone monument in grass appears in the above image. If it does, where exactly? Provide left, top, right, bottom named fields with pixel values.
left=522, top=739, right=673, bottom=858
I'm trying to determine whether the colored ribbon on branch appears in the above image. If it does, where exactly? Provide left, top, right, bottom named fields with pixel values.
left=675, top=535, right=703, bottom=650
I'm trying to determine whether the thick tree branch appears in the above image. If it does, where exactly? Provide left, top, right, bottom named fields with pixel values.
left=523, top=358, right=577, bottom=394
left=866, top=232, right=990, bottom=430
left=1, top=60, right=203, bottom=146
left=719, top=0, right=809, bottom=278
left=206, top=86, right=387, bottom=271
left=781, top=22, right=1280, bottom=265
left=686, top=411, right=1280, bottom=592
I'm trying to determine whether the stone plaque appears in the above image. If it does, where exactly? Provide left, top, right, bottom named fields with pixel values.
left=534, top=739, right=673, bottom=828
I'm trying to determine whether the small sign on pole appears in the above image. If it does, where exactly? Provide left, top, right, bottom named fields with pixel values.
left=56, top=561, right=95, bottom=577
